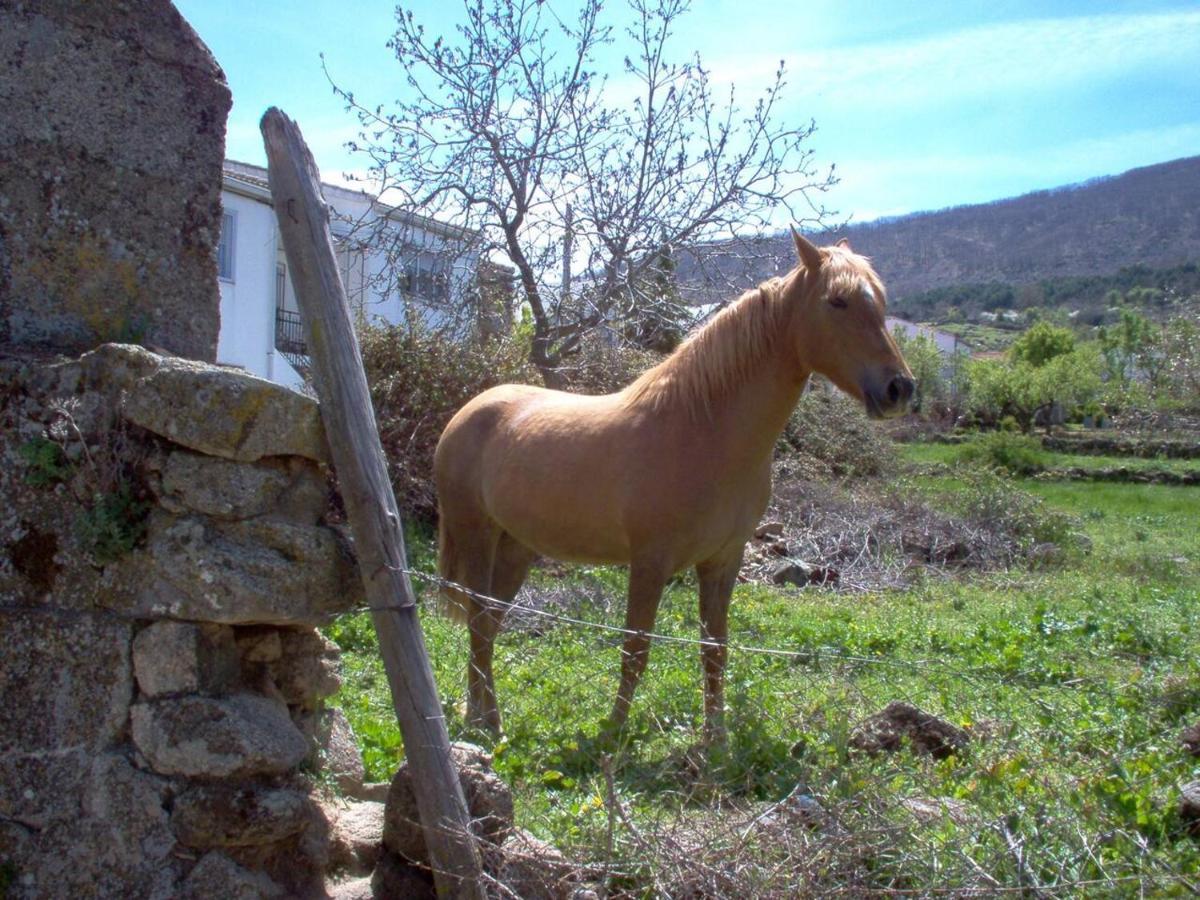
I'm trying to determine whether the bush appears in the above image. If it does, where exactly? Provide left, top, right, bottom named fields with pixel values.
left=361, top=323, right=537, bottom=522
left=959, top=431, right=1047, bottom=475
left=779, top=384, right=897, bottom=479
left=556, top=332, right=664, bottom=395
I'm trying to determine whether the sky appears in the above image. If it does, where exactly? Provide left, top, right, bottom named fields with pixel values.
left=176, top=0, right=1200, bottom=226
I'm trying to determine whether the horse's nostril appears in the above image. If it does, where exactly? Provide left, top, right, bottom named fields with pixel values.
left=887, top=380, right=900, bottom=403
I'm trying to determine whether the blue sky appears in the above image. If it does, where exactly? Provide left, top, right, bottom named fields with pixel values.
left=177, top=0, right=1200, bottom=224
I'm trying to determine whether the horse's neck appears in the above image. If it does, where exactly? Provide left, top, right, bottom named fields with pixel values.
left=706, top=347, right=810, bottom=464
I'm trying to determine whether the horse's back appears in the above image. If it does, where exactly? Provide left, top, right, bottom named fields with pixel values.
left=435, top=382, right=638, bottom=562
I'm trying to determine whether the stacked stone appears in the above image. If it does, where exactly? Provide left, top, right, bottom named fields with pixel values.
left=0, top=345, right=380, bottom=898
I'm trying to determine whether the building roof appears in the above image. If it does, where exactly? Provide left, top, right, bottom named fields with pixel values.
left=221, top=159, right=476, bottom=243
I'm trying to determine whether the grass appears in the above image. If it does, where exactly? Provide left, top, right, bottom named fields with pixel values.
left=328, top=465, right=1200, bottom=894
left=901, top=437, right=1200, bottom=477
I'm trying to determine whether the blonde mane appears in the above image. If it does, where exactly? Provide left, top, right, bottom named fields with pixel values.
left=623, top=274, right=794, bottom=418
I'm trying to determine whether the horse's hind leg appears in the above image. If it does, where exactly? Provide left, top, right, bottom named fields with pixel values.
left=467, top=532, right=535, bottom=733
left=441, top=517, right=503, bottom=732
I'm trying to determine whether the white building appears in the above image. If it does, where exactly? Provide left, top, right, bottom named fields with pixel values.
left=885, top=317, right=966, bottom=358
left=216, top=161, right=481, bottom=390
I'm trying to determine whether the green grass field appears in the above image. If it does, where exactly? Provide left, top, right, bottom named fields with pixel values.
left=329, top=466, right=1200, bottom=894
left=902, top=437, right=1200, bottom=477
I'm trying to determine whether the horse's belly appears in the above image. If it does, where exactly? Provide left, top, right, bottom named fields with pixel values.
left=488, top=492, right=631, bottom=564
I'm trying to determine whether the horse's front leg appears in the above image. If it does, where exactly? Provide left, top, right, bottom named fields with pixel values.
left=608, top=561, right=669, bottom=730
left=697, top=550, right=742, bottom=746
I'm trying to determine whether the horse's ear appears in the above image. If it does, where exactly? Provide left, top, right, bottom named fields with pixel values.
left=836, top=237, right=852, bottom=250
left=791, top=226, right=823, bottom=272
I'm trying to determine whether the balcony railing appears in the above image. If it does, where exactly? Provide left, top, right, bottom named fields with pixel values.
left=274, top=307, right=310, bottom=371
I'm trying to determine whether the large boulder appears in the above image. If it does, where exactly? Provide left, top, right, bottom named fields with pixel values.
left=130, top=693, right=308, bottom=778
left=0, top=609, right=132, bottom=758
left=125, top=512, right=361, bottom=625
left=0, top=754, right=179, bottom=900
left=180, top=852, right=286, bottom=900
left=132, top=621, right=240, bottom=698
left=171, top=784, right=315, bottom=850
left=156, top=451, right=327, bottom=523
left=0, top=0, right=229, bottom=357
left=383, top=742, right=513, bottom=865
left=122, top=359, right=329, bottom=463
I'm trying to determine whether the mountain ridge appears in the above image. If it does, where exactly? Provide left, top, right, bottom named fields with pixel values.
left=677, top=155, right=1200, bottom=305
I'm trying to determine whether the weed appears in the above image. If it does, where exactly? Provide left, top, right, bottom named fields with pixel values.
left=17, top=437, right=72, bottom=487
left=78, top=485, right=148, bottom=565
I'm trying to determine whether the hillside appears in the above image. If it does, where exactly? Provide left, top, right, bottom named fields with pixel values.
left=677, top=155, right=1200, bottom=307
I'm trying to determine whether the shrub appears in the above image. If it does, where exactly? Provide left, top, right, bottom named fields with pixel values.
left=361, top=323, right=537, bottom=522
left=556, top=332, right=664, bottom=395
left=959, top=431, right=1047, bottom=475
left=779, top=384, right=897, bottom=479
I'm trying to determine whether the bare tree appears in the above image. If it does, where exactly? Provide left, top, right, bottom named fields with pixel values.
left=334, top=0, right=835, bottom=386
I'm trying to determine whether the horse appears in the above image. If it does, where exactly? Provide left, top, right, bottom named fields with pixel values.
left=434, top=229, right=914, bottom=742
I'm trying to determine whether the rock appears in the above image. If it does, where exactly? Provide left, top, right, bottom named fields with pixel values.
left=236, top=627, right=285, bottom=664
left=308, top=708, right=366, bottom=795
left=171, top=785, right=314, bottom=849
left=132, top=621, right=240, bottom=697
left=1181, top=780, right=1200, bottom=836
left=1, top=754, right=179, bottom=899
left=850, top=701, right=970, bottom=759
left=1182, top=721, right=1200, bottom=757
left=769, top=559, right=839, bottom=588
left=181, top=852, right=286, bottom=900
left=158, top=451, right=327, bottom=523
left=130, top=512, right=361, bottom=625
left=131, top=693, right=308, bottom=778
left=496, top=827, right=576, bottom=900
left=383, top=742, right=514, bottom=865
left=327, top=875, right=375, bottom=900
left=371, top=851, right=436, bottom=899
left=323, top=800, right=386, bottom=875
left=754, top=521, right=785, bottom=539
left=354, top=782, right=392, bottom=804
left=0, top=0, right=229, bottom=358
left=268, top=628, right=343, bottom=710
left=0, top=609, right=132, bottom=757
left=122, top=359, right=329, bottom=463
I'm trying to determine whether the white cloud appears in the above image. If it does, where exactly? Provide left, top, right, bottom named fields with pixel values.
left=707, top=9, right=1200, bottom=112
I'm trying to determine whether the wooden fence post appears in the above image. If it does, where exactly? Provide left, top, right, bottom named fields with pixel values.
left=260, top=107, right=484, bottom=899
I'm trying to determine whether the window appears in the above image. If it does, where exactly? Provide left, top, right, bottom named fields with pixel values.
left=275, top=262, right=287, bottom=311
left=217, top=211, right=236, bottom=281
left=401, top=253, right=449, bottom=302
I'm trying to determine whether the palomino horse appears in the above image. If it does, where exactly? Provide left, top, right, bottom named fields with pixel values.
left=435, top=230, right=914, bottom=741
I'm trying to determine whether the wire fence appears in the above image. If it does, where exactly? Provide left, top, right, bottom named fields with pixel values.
left=332, top=561, right=1200, bottom=898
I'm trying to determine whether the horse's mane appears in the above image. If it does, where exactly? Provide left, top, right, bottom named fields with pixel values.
left=622, top=247, right=884, bottom=419
left=622, top=274, right=794, bottom=418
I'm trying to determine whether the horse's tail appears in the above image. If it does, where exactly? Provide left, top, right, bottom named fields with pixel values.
left=436, top=516, right=470, bottom=625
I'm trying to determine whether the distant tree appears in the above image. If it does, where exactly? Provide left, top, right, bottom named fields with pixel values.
left=1160, top=312, right=1200, bottom=408
left=1098, top=306, right=1156, bottom=390
left=1009, top=321, right=1076, bottom=367
left=890, top=328, right=965, bottom=416
left=335, top=0, right=835, bottom=386
left=965, top=346, right=1101, bottom=432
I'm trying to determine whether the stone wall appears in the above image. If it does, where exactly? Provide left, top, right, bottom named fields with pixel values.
left=0, top=345, right=382, bottom=899
left=0, top=0, right=229, bottom=359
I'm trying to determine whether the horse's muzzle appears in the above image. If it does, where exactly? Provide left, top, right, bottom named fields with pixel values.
left=864, top=374, right=915, bottom=419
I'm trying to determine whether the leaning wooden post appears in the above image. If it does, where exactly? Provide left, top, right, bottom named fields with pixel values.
left=261, top=108, right=484, bottom=899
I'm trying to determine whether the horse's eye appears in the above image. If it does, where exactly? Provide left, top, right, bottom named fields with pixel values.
left=830, top=296, right=848, bottom=309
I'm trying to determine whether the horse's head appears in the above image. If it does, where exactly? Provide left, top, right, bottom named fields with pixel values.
left=785, top=228, right=914, bottom=419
